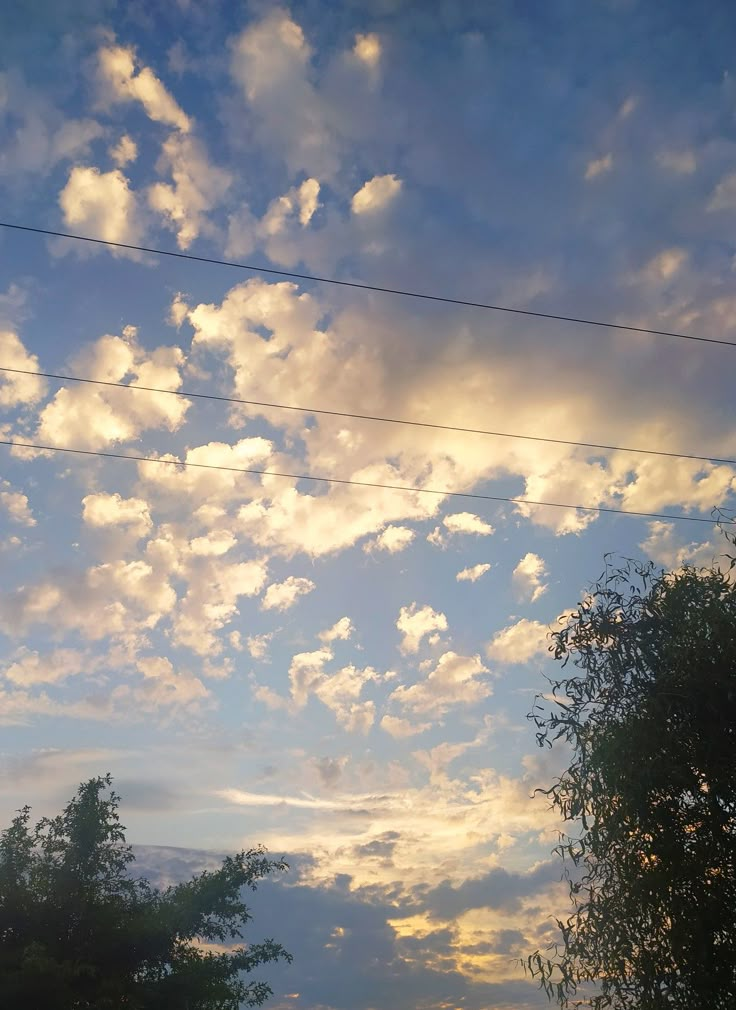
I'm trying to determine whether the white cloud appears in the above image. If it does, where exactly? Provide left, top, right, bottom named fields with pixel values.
left=109, top=134, right=137, bottom=167
left=396, top=603, right=448, bottom=654
left=512, top=552, right=549, bottom=603
left=230, top=11, right=338, bottom=177
left=351, top=174, right=402, bottom=215
left=171, top=558, right=268, bottom=656
left=638, top=247, right=688, bottom=284
left=364, top=525, right=415, bottom=554
left=262, top=575, right=316, bottom=612
left=353, top=33, right=381, bottom=68
left=59, top=166, right=143, bottom=246
left=148, top=134, right=231, bottom=249
left=486, top=619, right=549, bottom=664
left=656, top=149, right=696, bottom=174
left=456, top=563, right=491, bottom=583
left=314, top=664, right=381, bottom=733
left=3, top=647, right=88, bottom=686
left=708, top=173, right=736, bottom=212
left=132, top=655, right=209, bottom=711
left=428, top=512, right=495, bottom=547
left=318, top=617, right=354, bottom=643
left=389, top=651, right=491, bottom=717
left=584, top=153, right=612, bottom=179
left=82, top=493, right=152, bottom=538
left=97, top=44, right=191, bottom=132
left=380, top=714, right=432, bottom=738
left=0, top=484, right=35, bottom=526
left=36, top=329, right=188, bottom=450
left=246, top=632, right=273, bottom=660
left=443, top=512, right=495, bottom=536
left=639, top=521, right=720, bottom=570
left=288, top=648, right=332, bottom=707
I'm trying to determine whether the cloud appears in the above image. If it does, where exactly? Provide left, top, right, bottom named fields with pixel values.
left=172, top=559, right=269, bottom=655
left=388, top=652, right=491, bottom=718
left=36, top=328, right=188, bottom=450
left=351, top=174, right=402, bottom=215
left=82, top=492, right=152, bottom=538
left=230, top=11, right=338, bottom=177
left=428, top=513, right=495, bottom=547
left=396, top=603, right=448, bottom=654
left=0, top=485, right=35, bottom=526
left=708, top=172, right=736, bottom=212
left=314, top=664, right=381, bottom=733
left=380, top=714, right=432, bottom=738
left=2, top=647, right=89, bottom=686
left=353, top=33, right=381, bottom=68
left=512, top=553, right=549, bottom=603
left=261, top=178, right=321, bottom=235
left=319, top=617, right=354, bottom=643
left=262, top=575, right=316, bottom=612
left=584, top=153, right=612, bottom=179
left=456, top=563, right=491, bottom=583
left=638, top=247, right=688, bottom=284
left=656, top=149, right=696, bottom=174
left=0, top=331, right=46, bottom=408
left=148, top=134, right=231, bottom=249
left=639, top=520, right=721, bottom=570
left=246, top=632, right=273, bottom=659
left=288, top=648, right=332, bottom=707
left=58, top=165, right=144, bottom=246
left=486, top=619, right=549, bottom=664
left=109, top=133, right=137, bottom=167
left=97, top=44, right=191, bottom=132
left=364, top=525, right=415, bottom=554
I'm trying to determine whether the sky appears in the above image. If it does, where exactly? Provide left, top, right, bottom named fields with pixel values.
left=1, top=1, right=736, bottom=1007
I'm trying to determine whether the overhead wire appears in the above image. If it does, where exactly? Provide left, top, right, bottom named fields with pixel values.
left=0, top=438, right=728, bottom=526
left=2, top=365, right=736, bottom=469
left=2, top=221, right=736, bottom=348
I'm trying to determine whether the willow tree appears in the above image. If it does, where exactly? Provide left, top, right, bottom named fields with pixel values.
left=520, top=524, right=736, bottom=1008
left=0, top=774, right=292, bottom=1009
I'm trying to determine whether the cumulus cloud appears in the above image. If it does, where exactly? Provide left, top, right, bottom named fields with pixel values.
left=428, top=512, right=495, bottom=547
left=230, top=11, right=338, bottom=177
left=3, top=647, right=89, bottom=686
left=396, top=603, right=448, bottom=654
left=261, top=575, right=316, bottom=611
left=0, top=331, right=46, bottom=408
left=512, top=552, right=549, bottom=603
left=318, top=617, right=354, bottom=643
left=380, top=714, right=432, bottom=738
left=456, top=563, right=491, bottom=583
left=708, top=172, right=736, bottom=212
left=353, top=33, right=381, bottom=68
left=351, top=174, right=402, bottom=215
left=389, top=651, right=491, bottom=718
left=109, top=134, right=137, bottom=167
left=657, top=149, right=696, bottom=174
left=97, top=44, right=191, bottom=132
left=59, top=165, right=144, bottom=247
left=172, top=559, right=268, bottom=656
left=314, top=664, right=381, bottom=733
left=639, top=520, right=721, bottom=570
left=35, top=327, right=188, bottom=451
left=260, top=178, right=321, bottom=235
left=584, top=153, right=612, bottom=179
left=148, top=134, right=231, bottom=249
left=486, top=618, right=549, bottom=664
left=364, top=525, right=415, bottom=554
left=246, top=632, right=273, bottom=660
left=82, top=493, right=152, bottom=538
left=0, top=484, right=35, bottom=526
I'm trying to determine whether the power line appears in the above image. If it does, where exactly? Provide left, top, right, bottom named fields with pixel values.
left=3, top=364, right=736, bottom=469
left=0, top=438, right=727, bottom=526
left=2, top=221, right=735, bottom=349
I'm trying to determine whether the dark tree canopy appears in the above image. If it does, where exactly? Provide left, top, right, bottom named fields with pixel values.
left=521, top=526, right=736, bottom=1009
left=0, top=774, right=292, bottom=1009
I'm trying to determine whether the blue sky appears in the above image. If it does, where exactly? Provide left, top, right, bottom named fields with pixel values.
left=2, top=2, right=736, bottom=1007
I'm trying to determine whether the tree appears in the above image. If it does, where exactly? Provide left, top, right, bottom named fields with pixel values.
left=520, top=524, right=736, bottom=1009
left=0, top=773, right=292, bottom=1008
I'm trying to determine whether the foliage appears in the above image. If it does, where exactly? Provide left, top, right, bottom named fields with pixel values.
left=0, top=774, right=292, bottom=1008
left=520, top=523, right=736, bottom=1008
